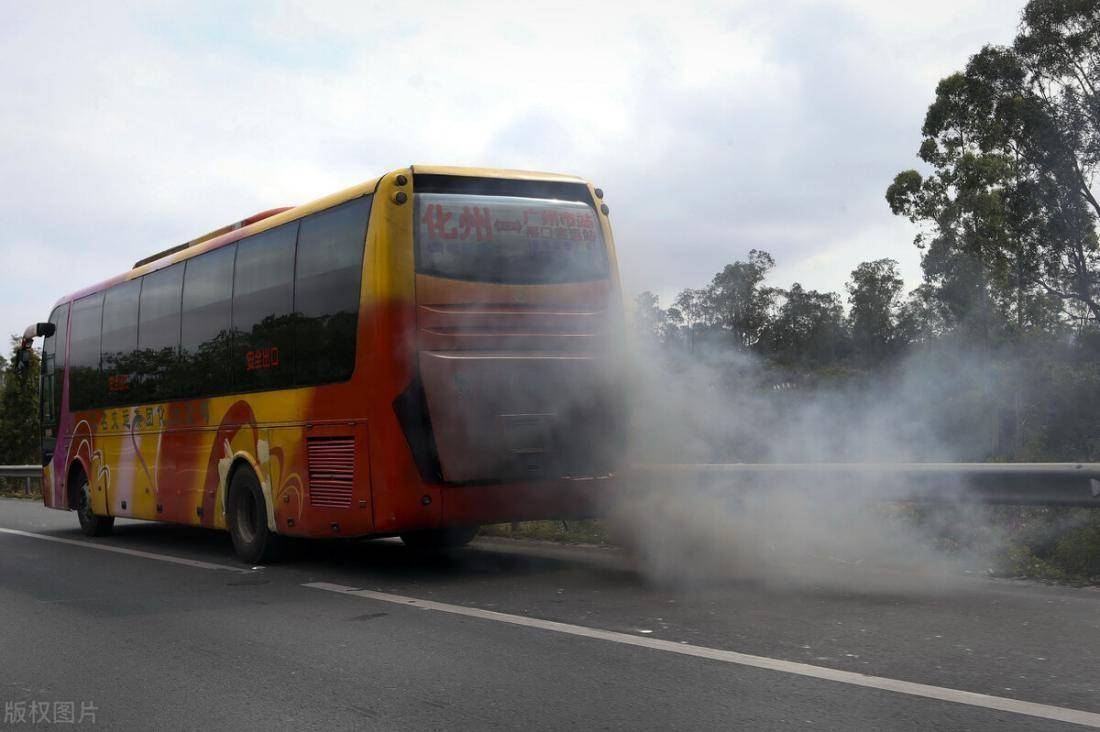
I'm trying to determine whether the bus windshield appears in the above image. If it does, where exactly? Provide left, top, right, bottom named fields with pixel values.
left=415, top=193, right=608, bottom=284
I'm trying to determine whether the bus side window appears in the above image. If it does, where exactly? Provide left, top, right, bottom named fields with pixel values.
left=231, top=222, right=297, bottom=391
left=69, top=293, right=104, bottom=411
left=180, top=244, right=235, bottom=399
left=100, top=279, right=141, bottom=407
left=294, top=195, right=370, bottom=386
left=136, top=263, right=183, bottom=403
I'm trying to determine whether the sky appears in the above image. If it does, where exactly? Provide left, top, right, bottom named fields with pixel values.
left=0, top=0, right=1022, bottom=338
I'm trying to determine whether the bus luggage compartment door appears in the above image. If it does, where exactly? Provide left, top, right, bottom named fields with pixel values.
left=418, top=351, right=621, bottom=483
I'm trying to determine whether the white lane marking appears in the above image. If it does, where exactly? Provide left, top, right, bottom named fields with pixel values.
left=0, top=528, right=252, bottom=574
left=306, top=581, right=1100, bottom=729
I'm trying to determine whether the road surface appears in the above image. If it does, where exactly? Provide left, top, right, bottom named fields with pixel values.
left=1, top=498, right=1098, bottom=730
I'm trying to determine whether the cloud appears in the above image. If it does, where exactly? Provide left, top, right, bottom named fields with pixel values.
left=0, top=1, right=1020, bottom=337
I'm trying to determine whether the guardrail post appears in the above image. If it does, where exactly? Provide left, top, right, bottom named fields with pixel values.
left=24, top=476, right=30, bottom=497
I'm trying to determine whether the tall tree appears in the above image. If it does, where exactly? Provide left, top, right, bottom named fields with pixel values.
left=672, top=287, right=711, bottom=352
left=632, top=291, right=671, bottom=345
left=1015, top=0, right=1100, bottom=221
left=887, top=0, right=1100, bottom=332
left=0, top=338, right=40, bottom=465
left=847, top=259, right=905, bottom=363
left=895, top=284, right=949, bottom=345
left=763, top=283, right=848, bottom=367
left=705, top=249, right=776, bottom=349
left=886, top=71, right=1020, bottom=337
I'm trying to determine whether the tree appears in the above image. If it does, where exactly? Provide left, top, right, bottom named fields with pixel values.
left=705, top=249, right=776, bottom=349
left=672, top=287, right=712, bottom=352
left=0, top=337, right=40, bottom=465
left=847, top=259, right=905, bottom=363
left=886, top=71, right=1025, bottom=338
left=632, top=291, right=671, bottom=345
left=887, top=0, right=1100, bottom=333
left=763, top=283, right=848, bottom=367
left=896, top=284, right=949, bottom=345
left=962, top=41, right=1099, bottom=329
left=1014, top=0, right=1100, bottom=223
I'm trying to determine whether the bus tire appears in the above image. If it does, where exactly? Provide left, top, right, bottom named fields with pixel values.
left=227, top=467, right=284, bottom=564
left=400, top=526, right=479, bottom=551
left=73, top=472, right=114, bottom=537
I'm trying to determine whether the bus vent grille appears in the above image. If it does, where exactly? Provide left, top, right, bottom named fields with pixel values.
left=307, top=437, right=355, bottom=508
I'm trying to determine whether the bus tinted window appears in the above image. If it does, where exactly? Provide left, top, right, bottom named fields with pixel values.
left=136, top=264, right=183, bottom=402
left=294, top=196, right=370, bottom=385
left=415, top=193, right=608, bottom=284
left=69, top=293, right=103, bottom=410
left=101, top=279, right=141, bottom=406
left=180, top=245, right=235, bottom=398
left=232, top=223, right=297, bottom=390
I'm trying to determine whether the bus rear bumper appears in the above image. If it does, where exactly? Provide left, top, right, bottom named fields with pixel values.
left=438, top=475, right=615, bottom=527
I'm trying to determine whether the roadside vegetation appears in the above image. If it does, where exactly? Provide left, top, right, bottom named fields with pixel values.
left=481, top=520, right=613, bottom=546
left=0, top=478, right=40, bottom=500
left=486, top=508, right=1100, bottom=585
left=0, top=337, right=40, bottom=500
left=0, top=338, right=37, bottom=464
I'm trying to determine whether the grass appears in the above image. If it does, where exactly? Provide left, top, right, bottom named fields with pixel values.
left=485, top=506, right=1100, bottom=586
left=899, top=503, right=1100, bottom=584
left=991, top=508, right=1100, bottom=584
left=0, top=477, right=41, bottom=500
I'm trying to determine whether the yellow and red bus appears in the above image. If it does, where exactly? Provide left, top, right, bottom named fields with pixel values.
left=24, top=166, right=624, bottom=562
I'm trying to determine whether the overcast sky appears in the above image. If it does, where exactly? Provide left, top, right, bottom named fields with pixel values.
left=1, top=1, right=1021, bottom=339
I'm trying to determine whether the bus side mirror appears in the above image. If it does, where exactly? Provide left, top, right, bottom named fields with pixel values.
left=25, top=322, right=55, bottom=339
left=12, top=322, right=53, bottom=377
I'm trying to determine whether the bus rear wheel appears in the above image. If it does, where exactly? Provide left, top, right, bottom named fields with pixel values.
left=73, top=474, right=114, bottom=537
left=400, top=526, right=479, bottom=551
left=227, top=467, right=284, bottom=564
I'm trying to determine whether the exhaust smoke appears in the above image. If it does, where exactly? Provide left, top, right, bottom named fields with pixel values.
left=604, top=336, right=1053, bottom=593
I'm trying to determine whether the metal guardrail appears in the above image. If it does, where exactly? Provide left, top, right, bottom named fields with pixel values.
left=0, top=465, right=41, bottom=497
left=630, top=463, right=1100, bottom=507
left=5, top=462, right=1100, bottom=506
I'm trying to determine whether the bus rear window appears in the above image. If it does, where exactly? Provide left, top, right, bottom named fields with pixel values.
left=414, top=193, right=608, bottom=284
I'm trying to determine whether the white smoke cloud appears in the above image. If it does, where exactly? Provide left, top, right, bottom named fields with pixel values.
left=609, top=333, right=1024, bottom=593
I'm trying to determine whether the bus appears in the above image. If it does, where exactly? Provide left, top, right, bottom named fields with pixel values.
left=21, top=166, right=625, bottom=563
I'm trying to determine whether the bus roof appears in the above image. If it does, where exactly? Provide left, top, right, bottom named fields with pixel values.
left=409, top=164, right=586, bottom=183
left=52, top=165, right=592, bottom=308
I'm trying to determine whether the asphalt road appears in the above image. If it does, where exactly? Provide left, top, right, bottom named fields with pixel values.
left=2, top=498, right=1099, bottom=731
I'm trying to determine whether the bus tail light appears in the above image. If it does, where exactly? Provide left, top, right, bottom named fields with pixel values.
left=393, top=377, right=444, bottom=483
